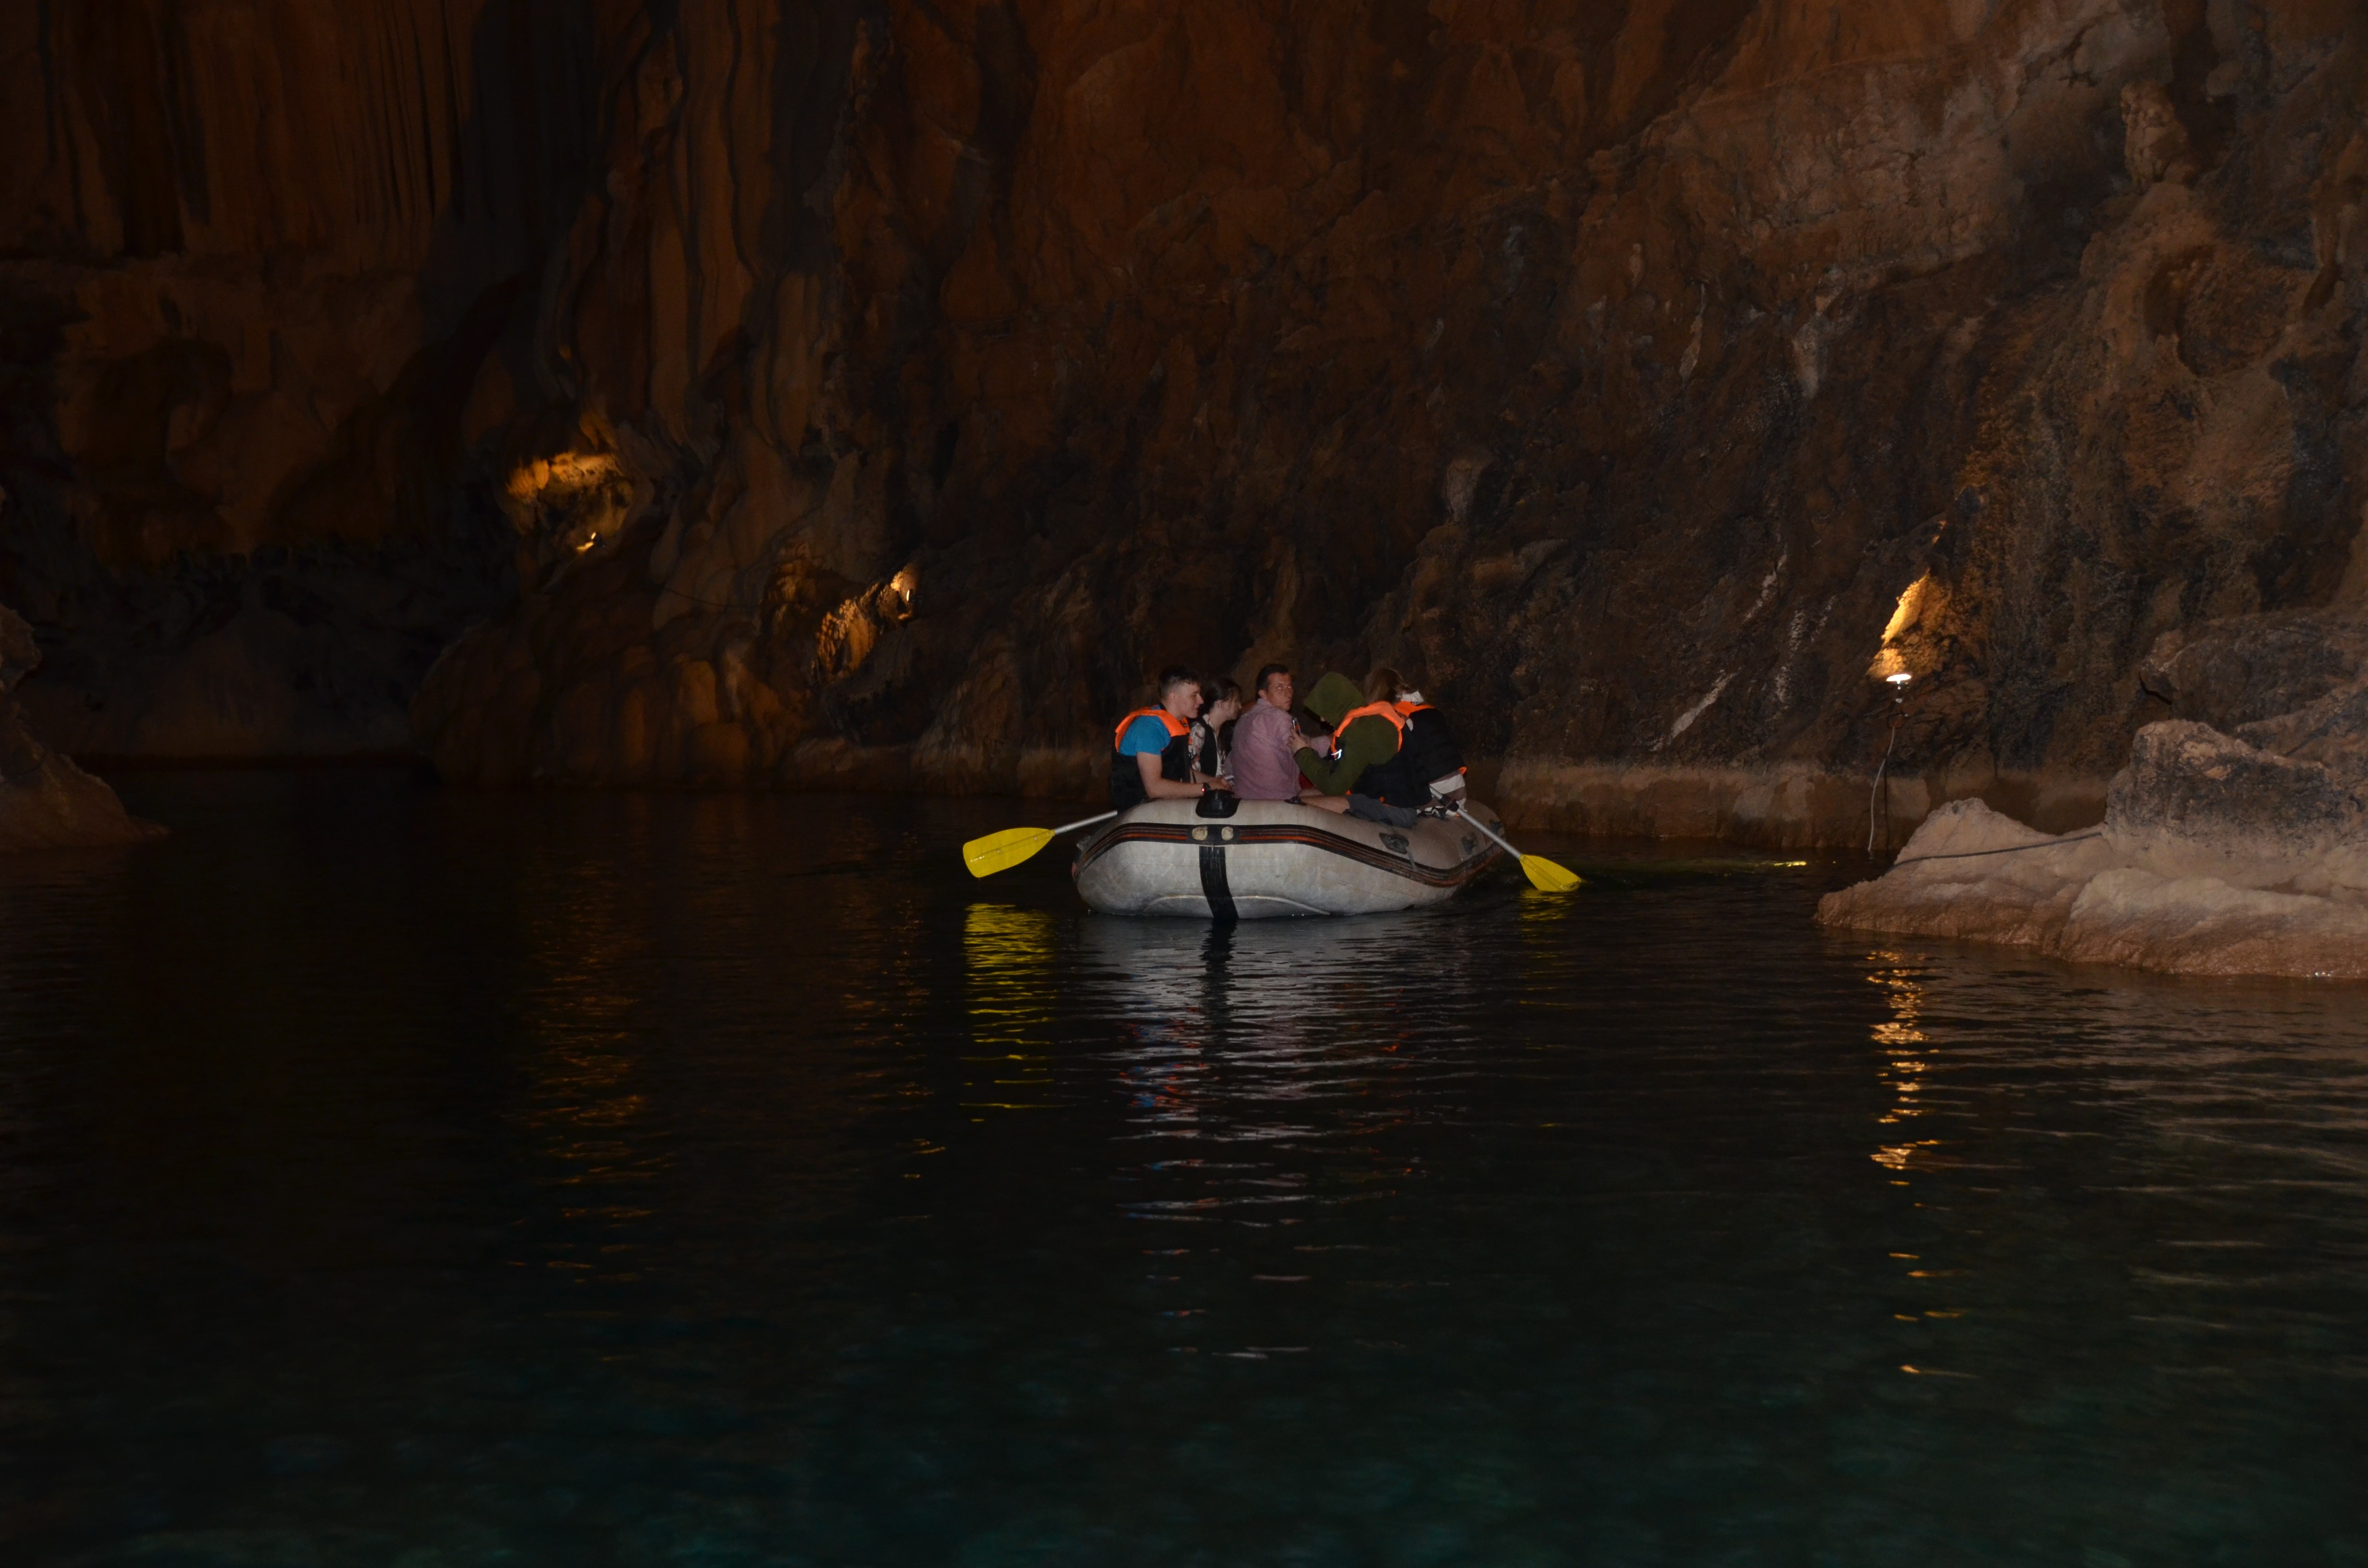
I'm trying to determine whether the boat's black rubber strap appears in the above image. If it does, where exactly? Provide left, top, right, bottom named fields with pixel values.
left=1199, top=844, right=1237, bottom=922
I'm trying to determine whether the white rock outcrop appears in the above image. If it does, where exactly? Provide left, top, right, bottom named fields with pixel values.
left=1820, top=721, right=2368, bottom=980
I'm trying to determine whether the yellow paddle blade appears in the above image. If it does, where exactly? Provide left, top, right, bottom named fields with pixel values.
left=962, top=825, right=1059, bottom=878
left=1519, top=854, right=1583, bottom=894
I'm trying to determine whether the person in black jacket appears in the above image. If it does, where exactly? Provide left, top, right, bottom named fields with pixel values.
left=1190, top=676, right=1242, bottom=784
left=1392, top=684, right=1469, bottom=807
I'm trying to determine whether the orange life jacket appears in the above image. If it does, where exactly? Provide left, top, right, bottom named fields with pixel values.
left=1110, top=705, right=1196, bottom=808
left=1111, top=707, right=1190, bottom=749
left=1328, top=701, right=1406, bottom=753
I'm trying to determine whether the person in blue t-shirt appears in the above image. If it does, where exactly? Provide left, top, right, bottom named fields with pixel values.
left=1109, top=667, right=1218, bottom=809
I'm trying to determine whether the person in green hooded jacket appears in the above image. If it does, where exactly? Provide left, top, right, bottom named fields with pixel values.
left=1292, top=668, right=1422, bottom=823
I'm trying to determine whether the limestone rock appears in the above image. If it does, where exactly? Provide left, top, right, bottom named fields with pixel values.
left=2051, top=869, right=2368, bottom=980
left=2137, top=612, right=2368, bottom=732
left=1819, top=787, right=2368, bottom=981
left=1821, top=632, right=2368, bottom=977
left=2234, top=680, right=2368, bottom=789
left=1814, top=799, right=2118, bottom=954
left=0, top=601, right=161, bottom=852
left=2107, top=720, right=2368, bottom=889
left=2120, top=80, right=2193, bottom=186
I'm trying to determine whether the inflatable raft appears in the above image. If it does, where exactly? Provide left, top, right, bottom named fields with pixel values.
left=1072, top=797, right=1504, bottom=919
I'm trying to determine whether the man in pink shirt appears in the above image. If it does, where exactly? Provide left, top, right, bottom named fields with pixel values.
left=1228, top=664, right=1306, bottom=800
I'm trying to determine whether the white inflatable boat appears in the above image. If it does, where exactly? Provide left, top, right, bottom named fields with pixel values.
left=1071, top=797, right=1504, bottom=919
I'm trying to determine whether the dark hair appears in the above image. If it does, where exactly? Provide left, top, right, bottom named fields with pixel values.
left=1362, top=665, right=1406, bottom=703
left=1207, top=676, right=1241, bottom=703
left=1255, top=662, right=1291, bottom=693
left=1158, top=665, right=1201, bottom=697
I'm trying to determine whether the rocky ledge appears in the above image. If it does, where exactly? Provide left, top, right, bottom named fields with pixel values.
left=0, top=602, right=160, bottom=852
left=1820, top=612, right=2368, bottom=979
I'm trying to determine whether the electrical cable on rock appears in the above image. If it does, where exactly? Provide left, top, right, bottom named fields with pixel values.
left=1888, top=831, right=2106, bottom=868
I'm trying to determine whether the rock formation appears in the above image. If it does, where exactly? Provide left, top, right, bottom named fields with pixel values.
left=0, top=2, right=2363, bottom=845
left=1822, top=609, right=2368, bottom=978
left=0, top=596, right=158, bottom=851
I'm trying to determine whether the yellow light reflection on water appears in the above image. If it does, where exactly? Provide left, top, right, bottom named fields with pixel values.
left=514, top=846, right=663, bottom=1288
left=1866, top=951, right=1935, bottom=1148
left=1513, top=882, right=1578, bottom=1015
left=1864, top=950, right=1970, bottom=1353
left=962, top=904, right=1059, bottom=1116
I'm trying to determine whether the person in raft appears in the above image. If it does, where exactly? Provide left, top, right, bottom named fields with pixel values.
left=1110, top=667, right=1222, bottom=809
left=1190, top=676, right=1243, bottom=784
left=1228, top=663, right=1304, bottom=800
left=1292, top=666, right=1468, bottom=825
left=1392, top=679, right=1470, bottom=807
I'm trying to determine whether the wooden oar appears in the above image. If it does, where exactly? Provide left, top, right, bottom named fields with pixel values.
left=1454, top=804, right=1582, bottom=893
left=962, top=811, right=1119, bottom=878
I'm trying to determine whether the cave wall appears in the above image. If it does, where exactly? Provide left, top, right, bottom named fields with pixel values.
left=0, top=0, right=599, bottom=754
left=2, top=0, right=2364, bottom=843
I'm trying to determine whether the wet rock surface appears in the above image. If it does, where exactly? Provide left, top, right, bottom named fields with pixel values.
left=0, top=2, right=2362, bottom=847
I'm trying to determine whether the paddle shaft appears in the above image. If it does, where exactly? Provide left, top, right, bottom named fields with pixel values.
left=1453, top=804, right=1527, bottom=862
left=1053, top=810, right=1118, bottom=837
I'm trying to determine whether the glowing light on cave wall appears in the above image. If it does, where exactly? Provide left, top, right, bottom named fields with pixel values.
left=1869, top=572, right=1936, bottom=681
left=1882, top=573, right=1934, bottom=643
left=504, top=452, right=623, bottom=505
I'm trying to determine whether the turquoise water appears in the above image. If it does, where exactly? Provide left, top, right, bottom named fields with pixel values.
left=2, top=771, right=2365, bottom=1566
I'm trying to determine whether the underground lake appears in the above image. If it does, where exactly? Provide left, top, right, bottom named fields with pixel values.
left=2, top=771, right=2364, bottom=1565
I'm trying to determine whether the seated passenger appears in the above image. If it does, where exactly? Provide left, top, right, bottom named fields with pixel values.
left=1392, top=684, right=1469, bottom=806
left=1228, top=663, right=1304, bottom=801
left=1191, top=677, right=1243, bottom=784
left=1292, top=667, right=1427, bottom=824
left=1110, top=667, right=1215, bottom=809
